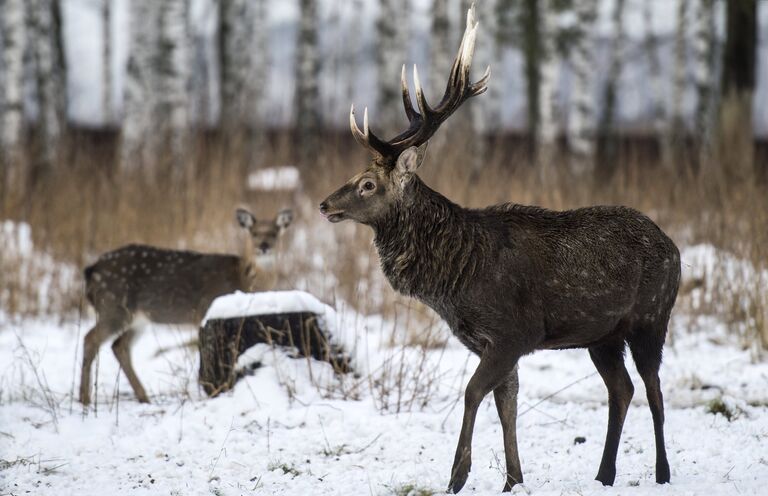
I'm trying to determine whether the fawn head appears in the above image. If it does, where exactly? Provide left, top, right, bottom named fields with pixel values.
left=236, top=207, right=293, bottom=257
left=320, top=3, right=488, bottom=226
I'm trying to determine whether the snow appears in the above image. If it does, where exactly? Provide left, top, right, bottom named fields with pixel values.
left=1, top=235, right=767, bottom=495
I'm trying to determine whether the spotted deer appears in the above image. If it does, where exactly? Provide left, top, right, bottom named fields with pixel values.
left=320, top=4, right=679, bottom=492
left=79, top=207, right=293, bottom=405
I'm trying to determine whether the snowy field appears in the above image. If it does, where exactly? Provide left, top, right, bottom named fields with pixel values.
left=1, top=238, right=768, bottom=495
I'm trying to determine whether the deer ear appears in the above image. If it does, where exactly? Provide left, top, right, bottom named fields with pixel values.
left=275, top=208, right=293, bottom=230
left=236, top=208, right=255, bottom=229
left=394, top=143, right=428, bottom=183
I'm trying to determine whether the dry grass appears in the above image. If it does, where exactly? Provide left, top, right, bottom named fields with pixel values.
left=1, top=131, right=766, bottom=350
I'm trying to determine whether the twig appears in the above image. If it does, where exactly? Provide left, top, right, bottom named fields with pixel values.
left=519, top=372, right=597, bottom=417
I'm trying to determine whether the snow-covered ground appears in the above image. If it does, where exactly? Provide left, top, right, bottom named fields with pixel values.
left=1, top=292, right=767, bottom=495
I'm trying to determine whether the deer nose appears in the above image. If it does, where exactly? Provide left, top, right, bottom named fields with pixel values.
left=319, top=202, right=328, bottom=215
left=259, top=242, right=270, bottom=252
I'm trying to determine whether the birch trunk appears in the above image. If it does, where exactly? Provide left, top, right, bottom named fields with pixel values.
left=670, top=0, right=690, bottom=166
left=376, top=0, right=409, bottom=136
left=120, top=0, right=158, bottom=171
left=296, top=0, right=321, bottom=165
left=537, top=0, right=558, bottom=181
left=30, top=0, right=67, bottom=168
left=692, top=0, right=716, bottom=168
left=461, top=0, right=499, bottom=177
left=643, top=0, right=670, bottom=167
left=596, top=0, right=626, bottom=180
left=1, top=0, right=27, bottom=173
left=567, top=0, right=598, bottom=175
left=102, top=0, right=113, bottom=124
left=157, top=0, right=191, bottom=171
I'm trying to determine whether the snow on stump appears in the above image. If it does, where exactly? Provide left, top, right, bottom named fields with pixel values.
left=198, top=290, right=351, bottom=397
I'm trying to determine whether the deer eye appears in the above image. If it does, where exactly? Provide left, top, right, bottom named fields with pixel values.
left=362, top=180, right=376, bottom=191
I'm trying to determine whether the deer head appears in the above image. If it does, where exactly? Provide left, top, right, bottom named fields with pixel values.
left=236, top=207, right=293, bottom=258
left=319, top=3, right=489, bottom=226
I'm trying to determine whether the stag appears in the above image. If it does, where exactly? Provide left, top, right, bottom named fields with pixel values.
left=79, top=207, right=293, bottom=405
left=320, top=4, right=679, bottom=492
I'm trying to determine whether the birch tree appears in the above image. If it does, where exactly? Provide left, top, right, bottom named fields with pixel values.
left=156, top=0, right=191, bottom=170
left=296, top=0, right=321, bottom=165
left=376, top=0, right=409, bottom=136
left=29, top=0, right=67, bottom=169
left=537, top=0, right=558, bottom=180
left=692, top=0, right=716, bottom=167
left=596, top=0, right=626, bottom=179
left=643, top=0, right=670, bottom=167
left=461, top=0, right=499, bottom=176
left=567, top=0, right=598, bottom=175
left=0, top=0, right=27, bottom=174
left=121, top=0, right=159, bottom=171
left=519, top=0, right=541, bottom=159
left=670, top=0, right=690, bottom=166
left=102, top=0, right=113, bottom=124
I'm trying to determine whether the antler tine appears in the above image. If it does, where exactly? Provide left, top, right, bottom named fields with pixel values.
left=412, top=64, right=432, bottom=119
left=349, top=104, right=368, bottom=147
left=470, top=65, right=491, bottom=96
left=401, top=65, right=419, bottom=122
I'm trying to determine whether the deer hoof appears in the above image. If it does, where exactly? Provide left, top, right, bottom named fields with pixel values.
left=448, top=459, right=471, bottom=493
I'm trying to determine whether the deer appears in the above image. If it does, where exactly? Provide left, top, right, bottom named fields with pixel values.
left=319, top=4, right=679, bottom=493
left=79, top=207, right=293, bottom=405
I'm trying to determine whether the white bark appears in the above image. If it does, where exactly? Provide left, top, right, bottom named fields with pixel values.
left=537, top=0, right=558, bottom=175
left=220, top=0, right=256, bottom=130
left=121, top=0, right=158, bottom=170
left=296, top=0, right=321, bottom=163
left=567, top=0, right=598, bottom=174
left=30, top=0, right=66, bottom=164
left=157, top=0, right=191, bottom=166
left=598, top=0, right=626, bottom=150
left=643, top=0, right=669, bottom=163
left=692, top=0, right=716, bottom=161
left=377, top=0, right=409, bottom=136
left=0, top=0, right=26, bottom=164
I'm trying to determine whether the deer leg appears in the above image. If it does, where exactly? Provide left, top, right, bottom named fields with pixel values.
left=493, top=364, right=523, bottom=492
left=111, top=329, right=150, bottom=403
left=628, top=328, right=670, bottom=484
left=589, top=340, right=634, bottom=486
left=449, top=349, right=519, bottom=494
left=79, top=322, right=113, bottom=405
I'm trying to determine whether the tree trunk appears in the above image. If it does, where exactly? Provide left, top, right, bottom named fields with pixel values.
left=692, top=0, right=716, bottom=170
left=120, top=0, right=158, bottom=171
left=0, top=0, right=27, bottom=185
left=295, top=0, right=322, bottom=166
left=30, top=0, right=67, bottom=174
left=567, top=0, right=598, bottom=176
left=717, top=0, right=756, bottom=179
left=520, top=0, right=541, bottom=161
left=157, top=0, right=191, bottom=173
left=596, top=0, right=626, bottom=181
left=670, top=0, right=690, bottom=169
left=376, top=0, right=409, bottom=137
left=537, top=0, right=558, bottom=181
left=102, top=0, right=113, bottom=125
left=461, top=0, right=499, bottom=178
left=643, top=0, right=670, bottom=168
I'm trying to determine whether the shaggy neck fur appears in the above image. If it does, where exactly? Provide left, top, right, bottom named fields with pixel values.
left=372, top=176, right=488, bottom=301
left=239, top=238, right=278, bottom=292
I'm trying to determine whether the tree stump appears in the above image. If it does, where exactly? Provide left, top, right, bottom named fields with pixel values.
left=198, top=292, right=351, bottom=397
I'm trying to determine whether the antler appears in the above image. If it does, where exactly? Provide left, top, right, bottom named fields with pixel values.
left=349, top=2, right=490, bottom=165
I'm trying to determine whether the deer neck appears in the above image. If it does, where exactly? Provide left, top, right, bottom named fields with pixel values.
left=372, top=176, right=485, bottom=300
left=239, top=239, right=278, bottom=292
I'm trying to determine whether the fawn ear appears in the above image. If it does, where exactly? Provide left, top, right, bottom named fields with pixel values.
left=275, top=208, right=293, bottom=230
left=394, top=143, right=428, bottom=184
left=236, top=208, right=255, bottom=229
